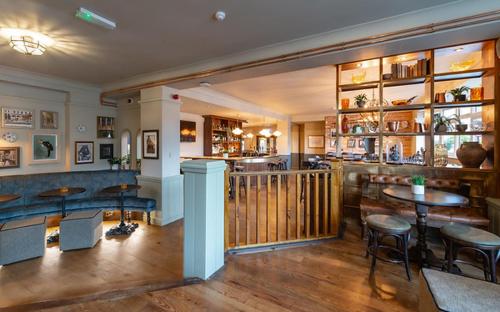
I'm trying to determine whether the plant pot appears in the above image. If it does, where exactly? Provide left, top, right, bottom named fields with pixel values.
left=411, top=185, right=425, bottom=195
left=111, top=164, right=119, bottom=170
left=434, top=124, right=448, bottom=133
left=454, top=94, right=467, bottom=102
left=355, top=100, right=366, bottom=108
left=387, top=121, right=400, bottom=133
left=456, top=142, right=486, bottom=168
left=223, top=153, right=229, bottom=159
left=455, top=124, right=468, bottom=133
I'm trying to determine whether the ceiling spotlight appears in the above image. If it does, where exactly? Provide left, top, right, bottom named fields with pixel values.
left=214, top=11, right=226, bottom=22
left=199, top=81, right=212, bottom=87
left=0, top=28, right=54, bottom=55
left=76, top=7, right=116, bottom=30
left=454, top=47, right=464, bottom=52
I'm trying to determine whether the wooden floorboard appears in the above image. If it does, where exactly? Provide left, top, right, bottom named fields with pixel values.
left=42, top=223, right=422, bottom=312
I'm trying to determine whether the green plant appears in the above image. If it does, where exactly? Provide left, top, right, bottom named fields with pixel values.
left=411, top=175, right=425, bottom=185
left=449, top=86, right=470, bottom=98
left=107, top=157, right=122, bottom=166
left=354, top=93, right=368, bottom=104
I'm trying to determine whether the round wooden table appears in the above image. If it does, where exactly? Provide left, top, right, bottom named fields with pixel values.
left=101, top=184, right=141, bottom=236
left=383, top=185, right=468, bottom=268
left=39, top=187, right=86, bottom=243
left=0, top=194, right=21, bottom=203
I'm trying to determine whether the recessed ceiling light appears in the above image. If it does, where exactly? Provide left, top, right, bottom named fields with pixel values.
left=75, top=7, right=116, bottom=30
left=454, top=47, right=464, bottom=52
left=0, top=28, right=55, bottom=55
left=199, top=81, right=212, bottom=87
left=214, top=11, right=226, bottom=22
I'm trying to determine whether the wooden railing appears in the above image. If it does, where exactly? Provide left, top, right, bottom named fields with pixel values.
left=224, top=161, right=343, bottom=252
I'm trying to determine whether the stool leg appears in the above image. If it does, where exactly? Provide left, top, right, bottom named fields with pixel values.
left=365, top=229, right=372, bottom=258
left=370, top=230, right=379, bottom=276
left=446, top=240, right=454, bottom=273
left=403, top=233, right=412, bottom=281
left=490, top=250, right=497, bottom=283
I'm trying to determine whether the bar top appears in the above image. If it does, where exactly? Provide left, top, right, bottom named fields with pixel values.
left=181, top=155, right=281, bottom=164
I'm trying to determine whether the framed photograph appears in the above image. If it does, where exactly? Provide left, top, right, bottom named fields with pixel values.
left=40, top=111, right=58, bottom=129
left=180, top=120, right=196, bottom=142
left=75, top=141, right=94, bottom=164
left=99, top=144, right=113, bottom=160
left=32, top=134, right=57, bottom=161
left=2, top=108, right=34, bottom=128
left=143, top=130, right=159, bottom=159
left=330, top=139, right=337, bottom=147
left=347, top=138, right=356, bottom=148
left=308, top=135, right=324, bottom=148
left=358, top=139, right=365, bottom=148
left=0, top=147, right=20, bottom=169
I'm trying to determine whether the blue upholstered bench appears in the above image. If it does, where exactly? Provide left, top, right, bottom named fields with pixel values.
left=0, top=170, right=155, bottom=225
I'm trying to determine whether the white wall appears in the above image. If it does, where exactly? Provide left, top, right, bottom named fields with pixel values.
left=0, top=66, right=117, bottom=176
left=116, top=97, right=141, bottom=167
left=180, top=112, right=204, bottom=157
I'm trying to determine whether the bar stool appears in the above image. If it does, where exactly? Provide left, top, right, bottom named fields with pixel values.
left=441, top=223, right=500, bottom=283
left=365, top=214, right=412, bottom=281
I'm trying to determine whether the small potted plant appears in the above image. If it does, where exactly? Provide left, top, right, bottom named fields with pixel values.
left=354, top=93, right=368, bottom=108
left=107, top=157, right=122, bottom=170
left=222, top=149, right=229, bottom=159
left=449, top=114, right=468, bottom=133
left=411, top=175, right=425, bottom=195
left=433, top=114, right=452, bottom=133
left=448, top=86, right=470, bottom=102
left=122, top=154, right=131, bottom=170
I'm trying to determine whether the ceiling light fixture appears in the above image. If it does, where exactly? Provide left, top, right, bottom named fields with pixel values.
left=214, top=11, right=226, bottom=22
left=232, top=127, right=243, bottom=135
left=246, top=133, right=254, bottom=139
left=259, top=128, right=272, bottom=138
left=454, top=47, right=464, bottom=52
left=75, top=7, right=116, bottom=30
left=273, top=130, right=282, bottom=137
left=0, top=28, right=54, bottom=55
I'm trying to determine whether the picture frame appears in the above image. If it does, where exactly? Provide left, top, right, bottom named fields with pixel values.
left=99, top=143, right=114, bottom=160
left=347, top=138, right=356, bottom=148
left=75, top=141, right=94, bottom=164
left=143, top=130, right=159, bottom=159
left=308, top=135, right=324, bottom=148
left=32, top=133, right=57, bottom=162
left=40, top=111, right=58, bottom=129
left=358, top=139, right=365, bottom=148
left=180, top=120, right=196, bottom=142
left=2, top=108, right=34, bottom=128
left=330, top=139, right=337, bottom=148
left=0, top=147, right=20, bottom=169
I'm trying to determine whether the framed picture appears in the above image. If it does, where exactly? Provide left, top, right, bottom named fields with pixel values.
left=347, top=138, right=356, bottom=148
left=32, top=134, right=57, bottom=161
left=75, top=141, right=94, bottom=164
left=0, top=147, right=20, bottom=169
left=2, top=108, right=34, bottom=128
left=358, top=139, right=365, bottom=148
left=143, top=130, right=159, bottom=159
left=330, top=139, right=337, bottom=147
left=99, top=143, right=113, bottom=160
left=40, top=111, right=58, bottom=129
left=180, top=120, right=196, bottom=142
left=308, top=135, right=324, bottom=148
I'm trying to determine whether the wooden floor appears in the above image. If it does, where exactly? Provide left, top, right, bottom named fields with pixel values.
left=0, top=220, right=183, bottom=310
left=43, top=222, right=423, bottom=312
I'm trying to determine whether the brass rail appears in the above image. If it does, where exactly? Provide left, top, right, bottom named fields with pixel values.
left=224, top=162, right=343, bottom=252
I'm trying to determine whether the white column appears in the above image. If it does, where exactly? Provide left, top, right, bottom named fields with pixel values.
left=181, top=160, right=226, bottom=280
left=137, top=86, right=183, bottom=225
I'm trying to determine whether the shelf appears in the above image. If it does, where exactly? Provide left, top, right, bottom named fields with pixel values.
left=432, top=99, right=495, bottom=109
left=382, top=132, right=429, bottom=136
left=382, top=103, right=431, bottom=111
left=339, top=133, right=379, bottom=137
left=433, top=67, right=495, bottom=81
left=382, top=76, right=430, bottom=87
left=433, top=131, right=494, bottom=136
left=338, top=107, right=379, bottom=114
left=339, top=82, right=379, bottom=92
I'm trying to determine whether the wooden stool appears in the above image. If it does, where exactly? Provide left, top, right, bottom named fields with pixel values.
left=365, top=214, right=412, bottom=281
left=441, top=223, right=500, bottom=283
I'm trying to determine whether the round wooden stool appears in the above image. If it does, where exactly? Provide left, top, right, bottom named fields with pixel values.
left=441, top=223, right=500, bottom=283
left=365, top=214, right=412, bottom=281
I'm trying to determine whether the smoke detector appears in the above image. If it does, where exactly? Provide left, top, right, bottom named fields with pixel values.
left=214, top=11, right=226, bottom=22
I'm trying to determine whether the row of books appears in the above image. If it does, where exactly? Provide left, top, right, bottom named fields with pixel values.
left=388, top=59, right=431, bottom=79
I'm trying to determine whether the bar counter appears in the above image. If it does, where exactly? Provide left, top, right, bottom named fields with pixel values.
left=181, top=155, right=282, bottom=171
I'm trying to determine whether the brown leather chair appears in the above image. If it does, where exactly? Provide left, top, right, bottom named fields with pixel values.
left=360, top=174, right=489, bottom=238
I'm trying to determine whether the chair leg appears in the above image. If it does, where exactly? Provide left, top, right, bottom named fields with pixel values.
left=147, top=212, right=151, bottom=225
left=490, top=250, right=497, bottom=283
left=370, top=230, right=379, bottom=276
left=361, top=220, right=367, bottom=240
left=365, top=229, right=372, bottom=258
left=403, top=233, right=412, bottom=281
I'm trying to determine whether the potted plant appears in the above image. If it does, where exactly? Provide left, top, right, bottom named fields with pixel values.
left=107, top=157, right=122, bottom=170
left=222, top=149, right=229, bottom=159
left=449, top=114, right=468, bottom=133
left=122, top=154, right=131, bottom=170
left=448, top=86, right=470, bottom=102
left=354, top=93, right=368, bottom=108
left=433, top=114, right=452, bottom=133
left=411, top=175, right=425, bottom=195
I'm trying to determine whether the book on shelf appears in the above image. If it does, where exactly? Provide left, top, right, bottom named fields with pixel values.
left=388, top=58, right=430, bottom=79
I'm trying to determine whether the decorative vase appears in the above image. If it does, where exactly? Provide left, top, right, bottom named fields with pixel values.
left=111, top=164, right=119, bottom=170
left=470, top=87, right=484, bottom=101
left=341, top=115, right=349, bottom=133
left=387, top=121, right=400, bottom=133
left=411, top=185, right=425, bottom=195
left=454, top=94, right=467, bottom=102
left=341, top=98, right=350, bottom=109
left=455, top=124, right=468, bottom=133
left=456, top=142, right=486, bottom=168
left=434, top=144, right=448, bottom=167
left=223, top=152, right=229, bottom=159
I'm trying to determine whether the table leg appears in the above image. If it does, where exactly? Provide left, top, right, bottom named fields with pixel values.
left=120, top=192, right=125, bottom=227
left=61, top=196, right=67, bottom=218
left=408, top=204, right=441, bottom=268
left=106, top=192, right=139, bottom=236
left=48, top=197, right=65, bottom=244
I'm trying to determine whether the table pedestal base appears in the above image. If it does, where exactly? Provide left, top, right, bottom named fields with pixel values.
left=47, top=230, right=60, bottom=244
left=106, top=222, right=139, bottom=236
left=408, top=246, right=442, bottom=268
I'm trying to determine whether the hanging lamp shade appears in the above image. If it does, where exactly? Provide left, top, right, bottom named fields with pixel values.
left=273, top=130, right=282, bottom=137
left=232, top=127, right=243, bottom=135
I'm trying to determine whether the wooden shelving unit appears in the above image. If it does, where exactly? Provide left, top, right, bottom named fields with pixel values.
left=333, top=39, right=498, bottom=170
left=203, top=115, right=245, bottom=156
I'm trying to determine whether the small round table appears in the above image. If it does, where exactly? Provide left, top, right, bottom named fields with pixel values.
left=101, top=184, right=141, bottom=236
left=383, top=185, right=468, bottom=268
left=0, top=194, right=21, bottom=204
left=39, top=187, right=86, bottom=243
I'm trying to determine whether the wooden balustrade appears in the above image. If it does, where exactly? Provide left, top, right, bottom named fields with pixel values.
left=224, top=161, right=343, bottom=252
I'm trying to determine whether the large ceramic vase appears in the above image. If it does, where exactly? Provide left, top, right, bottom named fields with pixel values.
left=456, top=142, right=486, bottom=168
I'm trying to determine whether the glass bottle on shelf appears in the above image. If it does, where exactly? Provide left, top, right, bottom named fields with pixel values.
left=341, top=115, right=349, bottom=134
left=434, top=144, right=448, bottom=167
left=385, top=138, right=404, bottom=164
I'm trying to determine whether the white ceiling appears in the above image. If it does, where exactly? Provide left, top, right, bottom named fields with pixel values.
left=0, top=0, right=456, bottom=85
left=212, top=65, right=337, bottom=116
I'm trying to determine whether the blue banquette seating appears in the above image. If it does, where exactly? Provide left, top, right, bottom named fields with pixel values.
left=0, top=170, right=155, bottom=224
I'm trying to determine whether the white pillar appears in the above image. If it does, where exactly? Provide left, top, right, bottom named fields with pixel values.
left=137, top=86, right=183, bottom=225
left=181, top=160, right=226, bottom=280
left=276, top=118, right=292, bottom=156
